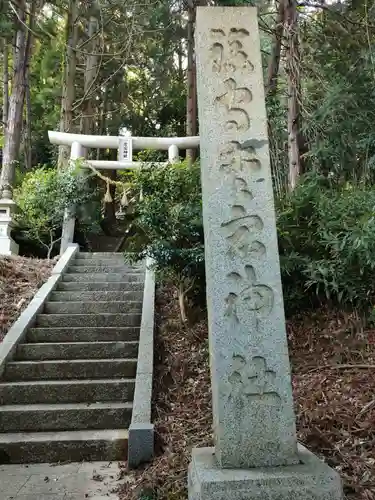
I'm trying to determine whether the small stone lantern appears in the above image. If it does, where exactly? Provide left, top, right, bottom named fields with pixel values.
left=0, top=199, right=19, bottom=256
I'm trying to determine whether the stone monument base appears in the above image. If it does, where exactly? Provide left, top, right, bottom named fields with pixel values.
left=0, top=237, right=19, bottom=256
left=188, top=445, right=343, bottom=500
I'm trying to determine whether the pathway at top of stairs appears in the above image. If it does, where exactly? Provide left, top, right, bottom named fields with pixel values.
left=0, top=460, right=126, bottom=499
left=0, top=252, right=145, bottom=465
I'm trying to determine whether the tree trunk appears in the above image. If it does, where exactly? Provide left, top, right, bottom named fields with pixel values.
left=285, top=0, right=301, bottom=191
left=97, top=87, right=107, bottom=160
left=178, top=39, right=184, bottom=83
left=0, top=0, right=35, bottom=198
left=24, top=75, right=32, bottom=170
left=186, top=0, right=197, bottom=163
left=58, top=0, right=79, bottom=169
left=80, top=6, right=99, bottom=136
left=2, top=39, right=9, bottom=137
left=267, top=0, right=285, bottom=98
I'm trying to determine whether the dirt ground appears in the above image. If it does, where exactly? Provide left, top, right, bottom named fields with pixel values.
left=1, top=262, right=373, bottom=500
left=0, top=256, right=53, bottom=340
left=121, top=287, right=375, bottom=500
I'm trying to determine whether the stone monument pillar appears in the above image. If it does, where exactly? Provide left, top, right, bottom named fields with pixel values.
left=188, top=7, right=343, bottom=500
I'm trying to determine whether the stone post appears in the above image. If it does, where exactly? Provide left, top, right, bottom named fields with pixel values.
left=168, top=144, right=179, bottom=164
left=0, top=198, right=19, bottom=256
left=188, top=7, right=343, bottom=500
left=60, top=141, right=84, bottom=255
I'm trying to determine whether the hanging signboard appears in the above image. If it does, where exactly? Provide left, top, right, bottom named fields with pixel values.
left=118, top=137, right=133, bottom=162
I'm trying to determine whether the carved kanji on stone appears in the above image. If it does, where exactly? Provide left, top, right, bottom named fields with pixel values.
left=226, top=354, right=281, bottom=405
left=219, top=139, right=268, bottom=177
left=221, top=205, right=265, bottom=259
left=210, top=28, right=254, bottom=73
left=225, top=265, right=274, bottom=321
left=215, top=79, right=252, bottom=132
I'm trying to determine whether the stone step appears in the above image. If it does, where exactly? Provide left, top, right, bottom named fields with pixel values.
left=44, top=301, right=142, bottom=314
left=27, top=327, right=140, bottom=343
left=4, top=359, right=137, bottom=381
left=35, top=313, right=141, bottom=328
left=76, top=252, right=127, bottom=258
left=73, top=258, right=141, bottom=267
left=0, top=402, right=133, bottom=432
left=16, top=341, right=139, bottom=360
left=0, top=378, right=135, bottom=405
left=63, top=273, right=144, bottom=283
left=0, top=429, right=129, bottom=463
left=75, top=253, right=127, bottom=258
left=56, top=281, right=144, bottom=292
left=50, top=290, right=143, bottom=302
left=75, top=253, right=128, bottom=258
left=67, top=265, right=144, bottom=274
left=72, top=257, right=143, bottom=264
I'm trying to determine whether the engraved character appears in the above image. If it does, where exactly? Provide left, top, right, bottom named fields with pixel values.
left=215, top=79, right=252, bottom=132
left=225, top=265, right=274, bottom=320
left=225, top=354, right=281, bottom=406
left=221, top=202, right=265, bottom=258
left=210, top=28, right=254, bottom=73
left=219, top=140, right=263, bottom=175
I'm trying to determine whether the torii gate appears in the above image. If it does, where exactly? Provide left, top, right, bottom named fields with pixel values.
left=47, top=131, right=200, bottom=254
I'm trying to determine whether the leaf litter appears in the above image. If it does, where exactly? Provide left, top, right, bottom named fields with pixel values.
left=120, top=289, right=375, bottom=500
left=0, top=256, right=53, bottom=340
left=2, top=262, right=370, bottom=500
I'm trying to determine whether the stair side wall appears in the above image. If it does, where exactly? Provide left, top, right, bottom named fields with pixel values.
left=128, top=257, right=155, bottom=468
left=0, top=244, right=79, bottom=376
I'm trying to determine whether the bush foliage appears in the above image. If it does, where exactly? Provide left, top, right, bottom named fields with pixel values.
left=127, top=161, right=375, bottom=318
left=126, top=159, right=204, bottom=320
left=278, top=173, right=375, bottom=315
left=14, top=163, right=99, bottom=258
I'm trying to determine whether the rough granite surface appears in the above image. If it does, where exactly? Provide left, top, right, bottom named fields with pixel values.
left=188, top=446, right=343, bottom=500
left=195, top=6, right=298, bottom=468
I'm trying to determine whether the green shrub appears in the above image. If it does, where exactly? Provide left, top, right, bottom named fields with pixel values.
left=126, top=162, right=375, bottom=319
left=126, top=159, right=204, bottom=321
left=14, top=163, right=99, bottom=258
left=278, top=172, right=375, bottom=315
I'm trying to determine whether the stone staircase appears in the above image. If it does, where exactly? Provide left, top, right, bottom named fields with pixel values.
left=0, top=252, right=145, bottom=463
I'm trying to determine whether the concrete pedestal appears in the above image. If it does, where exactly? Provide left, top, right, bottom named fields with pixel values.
left=188, top=446, right=343, bottom=500
left=0, top=236, right=19, bottom=256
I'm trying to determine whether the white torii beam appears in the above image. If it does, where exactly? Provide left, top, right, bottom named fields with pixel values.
left=48, top=131, right=200, bottom=150
left=85, top=161, right=168, bottom=170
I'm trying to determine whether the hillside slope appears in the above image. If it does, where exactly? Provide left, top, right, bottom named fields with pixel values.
left=122, top=288, right=375, bottom=500
left=0, top=256, right=52, bottom=341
